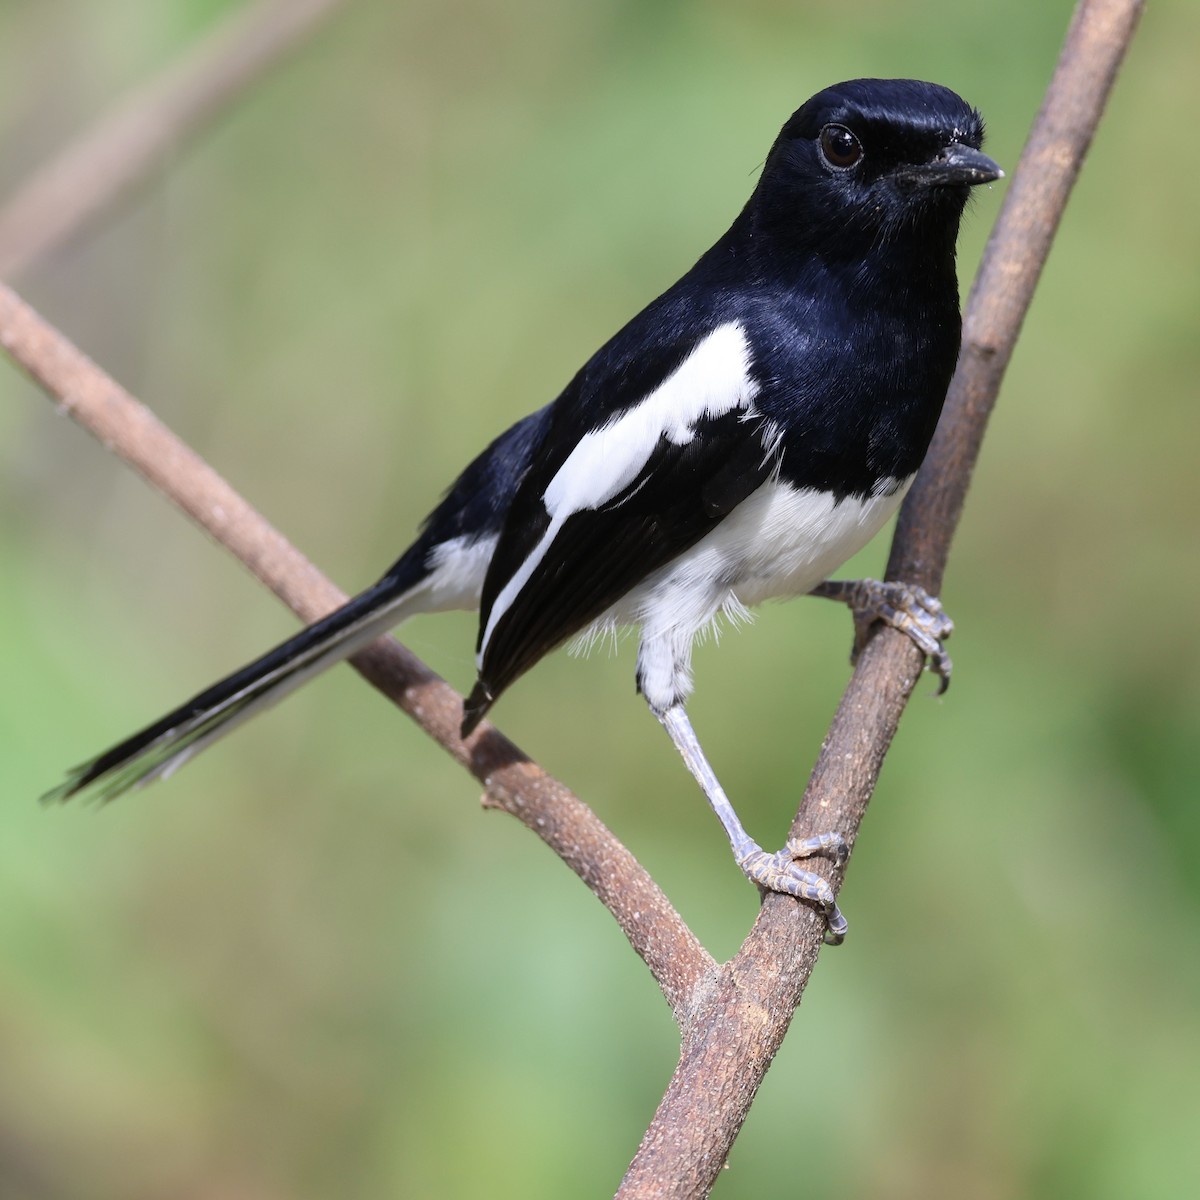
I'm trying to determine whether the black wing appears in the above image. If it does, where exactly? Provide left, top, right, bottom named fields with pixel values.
left=462, top=403, right=773, bottom=731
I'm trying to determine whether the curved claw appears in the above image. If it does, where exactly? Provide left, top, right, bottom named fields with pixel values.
left=788, top=830, right=849, bottom=868
left=823, top=903, right=848, bottom=946
left=812, top=578, right=955, bottom=692
left=737, top=836, right=848, bottom=944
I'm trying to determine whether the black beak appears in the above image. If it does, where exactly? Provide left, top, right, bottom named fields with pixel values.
left=894, top=142, right=1004, bottom=189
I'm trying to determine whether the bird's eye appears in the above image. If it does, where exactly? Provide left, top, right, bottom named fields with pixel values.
left=819, top=124, right=863, bottom=170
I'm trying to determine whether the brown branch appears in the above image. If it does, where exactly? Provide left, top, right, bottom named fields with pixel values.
left=0, top=281, right=713, bottom=1019
left=616, top=1, right=1145, bottom=1195
left=0, top=0, right=347, bottom=279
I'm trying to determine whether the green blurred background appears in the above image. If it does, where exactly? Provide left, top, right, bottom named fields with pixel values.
left=2, top=1, right=1197, bottom=1196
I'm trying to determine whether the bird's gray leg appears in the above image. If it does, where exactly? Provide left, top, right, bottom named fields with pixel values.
left=811, top=578, right=954, bottom=693
left=653, top=703, right=848, bottom=945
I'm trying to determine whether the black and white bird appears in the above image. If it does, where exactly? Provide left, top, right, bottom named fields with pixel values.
left=47, top=78, right=1001, bottom=942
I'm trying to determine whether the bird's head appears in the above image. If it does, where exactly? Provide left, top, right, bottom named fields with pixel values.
left=755, top=78, right=1002, bottom=253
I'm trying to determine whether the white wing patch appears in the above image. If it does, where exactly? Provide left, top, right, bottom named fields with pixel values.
left=479, top=321, right=759, bottom=659
left=543, top=321, right=759, bottom=513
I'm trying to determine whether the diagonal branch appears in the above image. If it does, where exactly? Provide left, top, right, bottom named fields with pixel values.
left=0, top=0, right=347, bottom=279
left=0, top=280, right=713, bottom=1019
left=616, top=0, right=1145, bottom=1194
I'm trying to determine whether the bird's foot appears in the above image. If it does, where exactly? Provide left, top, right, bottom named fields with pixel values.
left=813, top=578, right=954, bottom=693
left=737, top=833, right=849, bottom=945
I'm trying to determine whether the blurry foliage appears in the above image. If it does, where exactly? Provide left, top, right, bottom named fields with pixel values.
left=1, top=1, right=1198, bottom=1197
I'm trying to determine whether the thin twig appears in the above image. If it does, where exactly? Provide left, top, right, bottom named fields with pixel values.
left=0, top=280, right=713, bottom=1019
left=615, top=1, right=1144, bottom=1194
left=0, top=0, right=347, bottom=278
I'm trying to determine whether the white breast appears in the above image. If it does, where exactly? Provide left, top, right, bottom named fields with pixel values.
left=584, top=472, right=907, bottom=646
left=718, top=474, right=913, bottom=607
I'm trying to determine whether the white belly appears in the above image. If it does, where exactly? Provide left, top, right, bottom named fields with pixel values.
left=592, top=474, right=914, bottom=709
left=721, top=474, right=913, bottom=606
left=623, top=474, right=912, bottom=629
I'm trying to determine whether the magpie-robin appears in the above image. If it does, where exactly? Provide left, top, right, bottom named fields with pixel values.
left=46, top=79, right=1001, bottom=941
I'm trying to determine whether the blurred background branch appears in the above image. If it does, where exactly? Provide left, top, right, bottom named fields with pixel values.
left=0, top=0, right=347, bottom=279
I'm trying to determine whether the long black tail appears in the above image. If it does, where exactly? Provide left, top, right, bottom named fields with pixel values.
left=44, top=559, right=432, bottom=804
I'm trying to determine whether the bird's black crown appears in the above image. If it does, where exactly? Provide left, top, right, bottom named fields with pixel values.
left=781, top=78, right=986, bottom=159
